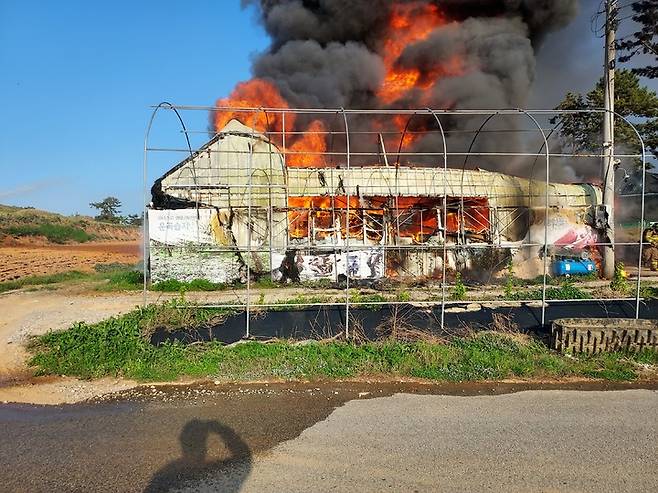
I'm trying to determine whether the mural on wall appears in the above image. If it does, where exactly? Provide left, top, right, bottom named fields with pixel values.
left=527, top=213, right=599, bottom=253
left=553, top=227, right=598, bottom=252
left=545, top=215, right=599, bottom=252
left=272, top=248, right=385, bottom=282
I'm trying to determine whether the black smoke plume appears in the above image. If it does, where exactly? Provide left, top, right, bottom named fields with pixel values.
left=235, top=0, right=582, bottom=179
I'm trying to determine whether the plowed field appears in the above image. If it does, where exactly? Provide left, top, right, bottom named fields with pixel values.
left=0, top=241, right=141, bottom=282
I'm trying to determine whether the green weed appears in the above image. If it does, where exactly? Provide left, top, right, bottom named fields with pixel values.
left=0, top=265, right=143, bottom=294
left=610, top=262, right=631, bottom=294
left=504, top=278, right=591, bottom=300
left=28, top=304, right=655, bottom=382
left=103, top=270, right=144, bottom=291
left=451, top=273, right=467, bottom=301
left=397, top=291, right=411, bottom=302
left=0, top=271, right=89, bottom=293
left=6, top=223, right=92, bottom=243
left=151, top=278, right=227, bottom=292
left=349, top=290, right=387, bottom=309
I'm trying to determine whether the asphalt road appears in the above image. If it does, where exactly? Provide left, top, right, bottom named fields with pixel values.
left=1, top=382, right=656, bottom=492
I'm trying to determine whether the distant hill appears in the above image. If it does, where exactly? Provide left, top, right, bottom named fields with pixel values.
left=0, top=204, right=139, bottom=245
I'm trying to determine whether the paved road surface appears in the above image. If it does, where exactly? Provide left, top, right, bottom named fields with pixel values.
left=188, top=389, right=658, bottom=492
left=0, top=382, right=656, bottom=492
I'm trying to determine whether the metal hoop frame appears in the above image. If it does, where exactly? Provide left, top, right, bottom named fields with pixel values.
left=143, top=105, right=650, bottom=339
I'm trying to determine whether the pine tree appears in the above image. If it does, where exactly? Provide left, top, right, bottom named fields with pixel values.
left=616, top=0, right=658, bottom=79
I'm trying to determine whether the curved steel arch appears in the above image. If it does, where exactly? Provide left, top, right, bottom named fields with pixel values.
left=425, top=108, right=449, bottom=332
left=515, top=109, right=551, bottom=326
left=528, top=108, right=647, bottom=319
left=142, top=102, right=197, bottom=304
left=458, top=112, right=499, bottom=245
left=339, top=108, right=352, bottom=339
left=600, top=109, right=647, bottom=319
left=455, top=109, right=553, bottom=326
left=394, top=112, right=420, bottom=167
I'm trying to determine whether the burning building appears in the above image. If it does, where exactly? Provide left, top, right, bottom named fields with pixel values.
left=147, top=118, right=602, bottom=284
left=146, top=0, right=604, bottom=284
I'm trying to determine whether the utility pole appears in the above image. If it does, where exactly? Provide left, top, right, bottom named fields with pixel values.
left=602, top=0, right=617, bottom=279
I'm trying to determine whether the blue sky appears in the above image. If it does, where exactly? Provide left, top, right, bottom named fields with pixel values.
left=0, top=0, right=655, bottom=216
left=0, top=0, right=268, bottom=215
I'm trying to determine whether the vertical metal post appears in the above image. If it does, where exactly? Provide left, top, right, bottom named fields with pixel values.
left=340, top=109, right=351, bottom=339
left=519, top=110, right=551, bottom=326
left=246, top=123, right=254, bottom=339
left=142, top=117, right=152, bottom=307
left=282, top=112, right=286, bottom=167
left=629, top=117, right=648, bottom=318
left=395, top=162, right=401, bottom=247
left=542, top=147, right=550, bottom=327
left=282, top=111, right=290, bottom=252
left=602, top=0, right=618, bottom=279
left=331, top=174, right=339, bottom=283
left=142, top=102, right=196, bottom=307
left=264, top=110, right=275, bottom=282
left=426, top=109, right=448, bottom=332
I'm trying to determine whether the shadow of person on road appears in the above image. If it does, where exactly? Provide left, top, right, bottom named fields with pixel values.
left=144, top=419, right=252, bottom=492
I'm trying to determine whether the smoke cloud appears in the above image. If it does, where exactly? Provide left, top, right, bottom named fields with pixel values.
left=232, top=0, right=582, bottom=180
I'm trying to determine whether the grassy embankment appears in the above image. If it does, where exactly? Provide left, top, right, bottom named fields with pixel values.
left=0, top=204, right=137, bottom=243
left=0, top=264, right=143, bottom=294
left=28, top=301, right=658, bottom=382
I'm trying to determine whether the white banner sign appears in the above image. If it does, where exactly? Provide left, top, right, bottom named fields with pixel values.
left=148, top=209, right=215, bottom=245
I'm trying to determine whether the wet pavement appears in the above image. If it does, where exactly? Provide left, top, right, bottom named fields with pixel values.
left=1, top=380, right=657, bottom=492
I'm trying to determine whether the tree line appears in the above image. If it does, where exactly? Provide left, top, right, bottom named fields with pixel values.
left=90, top=197, right=142, bottom=226
left=554, top=0, right=657, bottom=166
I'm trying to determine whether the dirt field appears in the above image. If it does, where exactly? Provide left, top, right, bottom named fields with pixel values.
left=0, top=240, right=141, bottom=282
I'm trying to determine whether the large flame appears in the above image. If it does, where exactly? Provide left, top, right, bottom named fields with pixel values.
left=287, top=120, right=328, bottom=168
left=378, top=2, right=464, bottom=148
left=213, top=79, right=295, bottom=137
left=378, top=2, right=448, bottom=104
left=212, top=1, right=468, bottom=161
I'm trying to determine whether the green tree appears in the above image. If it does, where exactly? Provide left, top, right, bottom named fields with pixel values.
left=123, top=213, right=143, bottom=226
left=552, top=70, right=658, bottom=165
left=616, top=0, right=658, bottom=79
left=90, top=196, right=122, bottom=223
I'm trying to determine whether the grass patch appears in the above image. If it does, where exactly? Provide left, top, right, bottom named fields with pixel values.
left=28, top=303, right=658, bottom=382
left=349, top=291, right=387, bottom=309
left=640, top=284, right=658, bottom=300
left=6, top=223, right=92, bottom=243
left=0, top=271, right=90, bottom=293
left=151, top=278, right=227, bottom=292
left=504, top=279, right=592, bottom=301
left=270, top=294, right=331, bottom=310
left=101, top=270, right=144, bottom=291
left=0, top=265, right=143, bottom=293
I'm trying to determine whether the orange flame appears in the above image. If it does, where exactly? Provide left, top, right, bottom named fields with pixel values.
left=378, top=2, right=448, bottom=104
left=288, top=195, right=362, bottom=239
left=212, top=2, right=470, bottom=162
left=213, top=79, right=295, bottom=136
left=287, top=120, right=327, bottom=167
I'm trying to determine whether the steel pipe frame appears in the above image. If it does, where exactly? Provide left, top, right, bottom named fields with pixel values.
left=145, top=147, right=644, bottom=159
left=425, top=109, right=449, bottom=332
left=340, top=108, right=352, bottom=339
left=144, top=105, right=650, bottom=337
left=142, top=102, right=198, bottom=306
left=189, top=297, right=648, bottom=310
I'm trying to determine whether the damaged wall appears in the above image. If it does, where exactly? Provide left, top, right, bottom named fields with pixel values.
left=147, top=121, right=603, bottom=283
